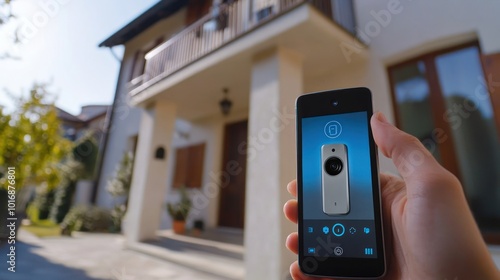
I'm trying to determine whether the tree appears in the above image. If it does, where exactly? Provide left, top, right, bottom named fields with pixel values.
left=0, top=83, right=71, bottom=239
left=0, top=83, right=72, bottom=191
left=0, top=0, right=19, bottom=59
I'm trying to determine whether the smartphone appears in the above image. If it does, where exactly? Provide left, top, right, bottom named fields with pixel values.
left=296, top=87, right=385, bottom=278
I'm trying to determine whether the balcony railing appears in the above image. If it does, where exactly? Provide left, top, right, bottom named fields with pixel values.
left=129, top=0, right=357, bottom=96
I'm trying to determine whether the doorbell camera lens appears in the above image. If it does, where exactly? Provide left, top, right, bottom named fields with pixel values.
left=325, top=157, right=343, bottom=176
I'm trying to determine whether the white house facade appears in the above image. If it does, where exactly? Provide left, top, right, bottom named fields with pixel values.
left=96, top=0, right=500, bottom=279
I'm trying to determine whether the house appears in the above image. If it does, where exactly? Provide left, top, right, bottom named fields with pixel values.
left=56, top=105, right=110, bottom=141
left=56, top=104, right=110, bottom=205
left=96, top=0, right=500, bottom=279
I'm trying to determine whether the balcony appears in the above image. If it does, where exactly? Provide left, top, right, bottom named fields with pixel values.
left=128, top=0, right=358, bottom=97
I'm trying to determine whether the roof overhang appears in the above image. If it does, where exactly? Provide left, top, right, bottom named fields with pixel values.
left=98, top=0, right=187, bottom=48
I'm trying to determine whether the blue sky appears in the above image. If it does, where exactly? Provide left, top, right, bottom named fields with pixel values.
left=0, top=0, right=158, bottom=115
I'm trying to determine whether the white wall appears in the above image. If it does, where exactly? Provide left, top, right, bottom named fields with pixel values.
left=354, top=0, right=500, bottom=58
left=96, top=9, right=188, bottom=208
left=95, top=51, right=142, bottom=208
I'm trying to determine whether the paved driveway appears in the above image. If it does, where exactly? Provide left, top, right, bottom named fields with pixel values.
left=0, top=230, right=229, bottom=280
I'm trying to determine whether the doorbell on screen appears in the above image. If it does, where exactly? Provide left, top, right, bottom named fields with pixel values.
left=321, top=143, right=349, bottom=215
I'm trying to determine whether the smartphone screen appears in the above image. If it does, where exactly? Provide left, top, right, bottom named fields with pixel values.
left=296, top=88, right=385, bottom=278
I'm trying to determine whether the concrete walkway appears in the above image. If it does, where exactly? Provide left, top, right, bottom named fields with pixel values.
left=0, top=229, right=232, bottom=280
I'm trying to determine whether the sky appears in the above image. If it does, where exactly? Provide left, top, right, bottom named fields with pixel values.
left=0, top=0, right=158, bottom=115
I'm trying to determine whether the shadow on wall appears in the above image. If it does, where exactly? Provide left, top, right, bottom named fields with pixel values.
left=0, top=241, right=104, bottom=280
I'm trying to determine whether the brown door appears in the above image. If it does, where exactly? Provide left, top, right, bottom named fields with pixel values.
left=217, top=120, right=248, bottom=228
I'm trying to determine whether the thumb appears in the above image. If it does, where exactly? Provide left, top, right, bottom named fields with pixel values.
left=370, top=112, right=444, bottom=182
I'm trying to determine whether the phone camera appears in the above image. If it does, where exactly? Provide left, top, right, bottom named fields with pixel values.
left=324, top=157, right=343, bottom=176
left=332, top=100, right=339, bottom=107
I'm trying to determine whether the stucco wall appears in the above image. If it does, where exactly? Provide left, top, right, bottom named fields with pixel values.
left=96, top=8, right=188, bottom=208
left=354, top=0, right=500, bottom=58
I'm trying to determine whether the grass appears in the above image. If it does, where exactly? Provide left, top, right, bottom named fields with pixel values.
left=22, top=222, right=61, bottom=238
left=21, top=205, right=61, bottom=238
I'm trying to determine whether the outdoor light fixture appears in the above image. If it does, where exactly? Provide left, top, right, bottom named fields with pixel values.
left=219, top=88, right=232, bottom=116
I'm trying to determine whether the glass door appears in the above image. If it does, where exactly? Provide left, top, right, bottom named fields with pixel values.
left=389, top=43, right=500, bottom=232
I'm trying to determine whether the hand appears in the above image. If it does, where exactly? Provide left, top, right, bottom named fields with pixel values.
left=284, top=112, right=500, bottom=279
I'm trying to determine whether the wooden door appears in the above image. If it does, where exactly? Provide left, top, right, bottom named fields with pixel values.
left=217, top=120, right=248, bottom=229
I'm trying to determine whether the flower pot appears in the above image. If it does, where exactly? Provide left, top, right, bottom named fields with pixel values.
left=172, top=220, right=186, bottom=234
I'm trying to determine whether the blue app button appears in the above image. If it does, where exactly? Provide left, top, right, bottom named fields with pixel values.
left=322, top=226, right=329, bottom=234
left=332, top=223, right=345, bottom=237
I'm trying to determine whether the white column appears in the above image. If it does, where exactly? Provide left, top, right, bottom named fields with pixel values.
left=245, top=48, right=302, bottom=280
left=125, top=101, right=176, bottom=242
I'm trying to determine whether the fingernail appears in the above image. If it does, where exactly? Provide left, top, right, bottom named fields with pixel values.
left=376, top=112, right=389, bottom=124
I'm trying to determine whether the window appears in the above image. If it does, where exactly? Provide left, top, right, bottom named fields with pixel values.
left=388, top=42, right=500, bottom=239
left=172, top=143, right=206, bottom=188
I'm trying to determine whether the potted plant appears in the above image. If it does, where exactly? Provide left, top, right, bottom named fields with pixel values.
left=166, top=187, right=191, bottom=234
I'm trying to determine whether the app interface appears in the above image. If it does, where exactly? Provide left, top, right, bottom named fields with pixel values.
left=302, top=111, right=377, bottom=258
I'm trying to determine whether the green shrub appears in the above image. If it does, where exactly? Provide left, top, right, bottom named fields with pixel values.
left=110, top=204, right=126, bottom=233
left=33, top=187, right=55, bottom=220
left=49, top=180, right=77, bottom=223
left=106, top=152, right=134, bottom=233
left=49, top=135, right=95, bottom=224
left=166, top=187, right=191, bottom=221
left=60, top=205, right=113, bottom=235
left=106, top=152, right=133, bottom=197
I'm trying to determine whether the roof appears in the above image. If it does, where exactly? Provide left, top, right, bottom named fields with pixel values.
left=56, top=105, right=110, bottom=123
left=56, top=107, right=83, bottom=123
left=98, top=0, right=187, bottom=48
left=78, top=105, right=110, bottom=121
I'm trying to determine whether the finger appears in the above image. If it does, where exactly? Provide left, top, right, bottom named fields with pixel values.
left=371, top=112, right=446, bottom=183
left=284, top=199, right=298, bottom=224
left=287, top=180, right=297, bottom=197
left=379, top=172, right=392, bottom=187
left=379, top=172, right=404, bottom=194
left=286, top=232, right=299, bottom=255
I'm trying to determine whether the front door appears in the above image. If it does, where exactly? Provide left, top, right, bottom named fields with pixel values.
left=217, top=120, right=247, bottom=229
